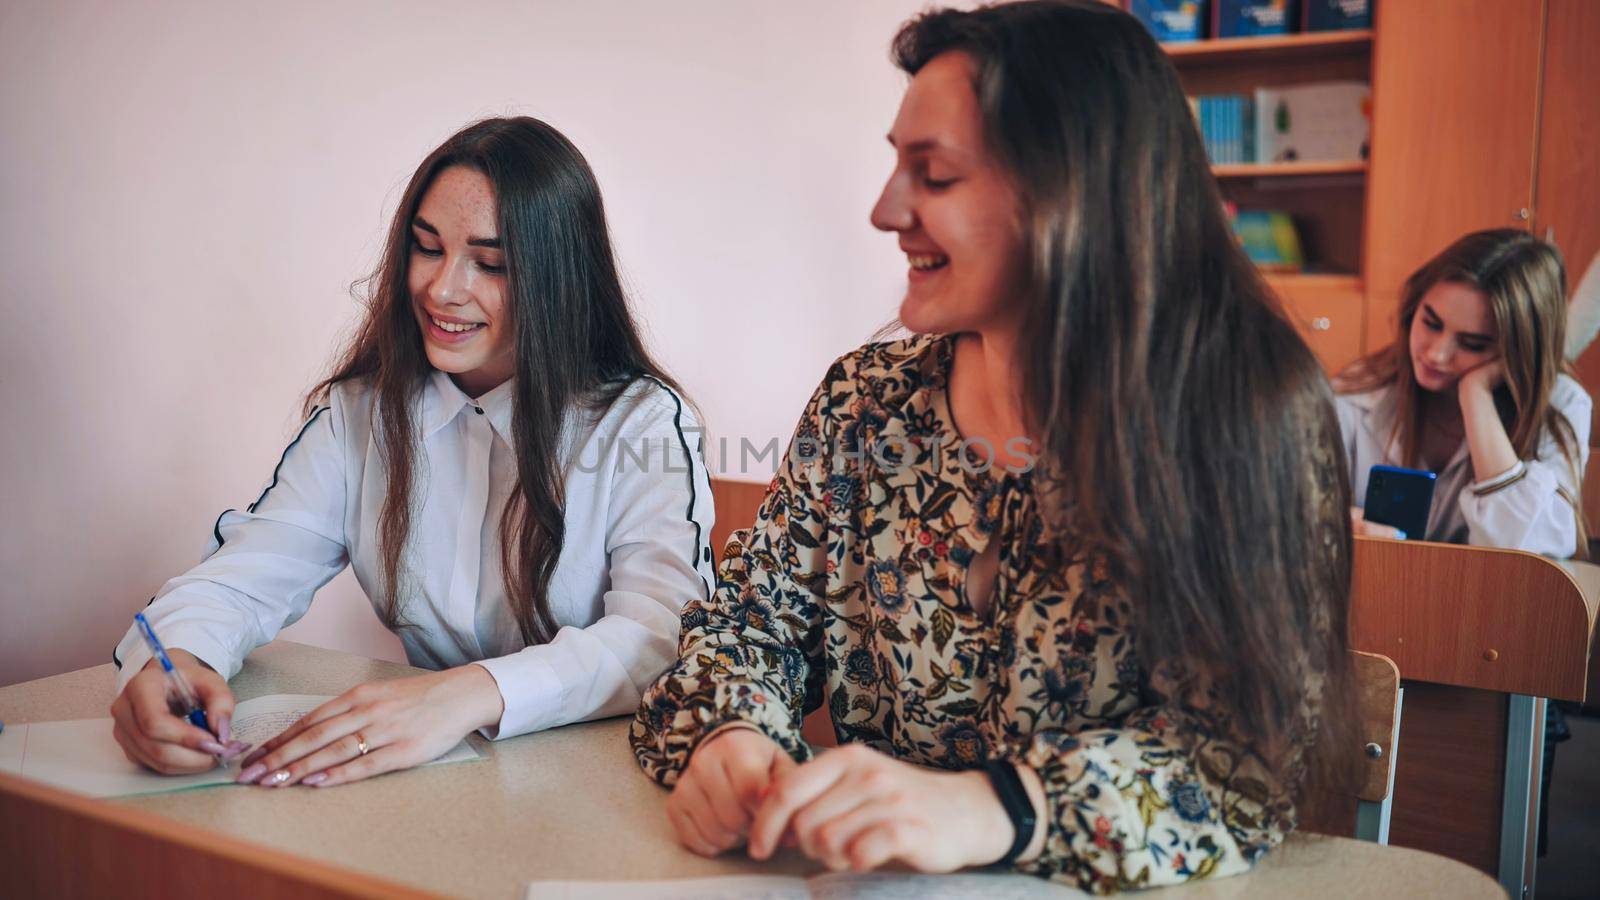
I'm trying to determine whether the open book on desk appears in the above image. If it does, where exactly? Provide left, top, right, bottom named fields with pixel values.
left=0, top=693, right=479, bottom=798
left=529, top=872, right=1086, bottom=899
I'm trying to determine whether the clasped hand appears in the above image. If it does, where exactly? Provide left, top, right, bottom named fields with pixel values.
left=669, top=726, right=1016, bottom=873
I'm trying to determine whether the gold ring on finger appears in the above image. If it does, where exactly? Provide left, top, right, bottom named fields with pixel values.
left=355, top=732, right=369, bottom=756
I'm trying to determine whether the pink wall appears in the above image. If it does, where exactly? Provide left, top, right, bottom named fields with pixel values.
left=0, top=0, right=941, bottom=685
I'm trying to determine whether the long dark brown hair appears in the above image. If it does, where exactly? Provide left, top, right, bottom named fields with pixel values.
left=1338, top=230, right=1582, bottom=551
left=309, top=117, right=682, bottom=645
left=893, top=1, right=1355, bottom=797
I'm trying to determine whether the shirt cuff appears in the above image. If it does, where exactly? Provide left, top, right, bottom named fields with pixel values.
left=1471, top=460, right=1529, bottom=496
left=112, top=627, right=238, bottom=694
left=472, top=653, right=563, bottom=740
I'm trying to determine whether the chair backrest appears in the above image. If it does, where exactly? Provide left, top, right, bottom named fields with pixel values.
left=708, top=478, right=769, bottom=564
left=1350, top=537, right=1594, bottom=702
left=1351, top=650, right=1403, bottom=843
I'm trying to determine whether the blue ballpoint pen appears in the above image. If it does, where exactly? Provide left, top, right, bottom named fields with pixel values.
left=133, top=613, right=212, bottom=734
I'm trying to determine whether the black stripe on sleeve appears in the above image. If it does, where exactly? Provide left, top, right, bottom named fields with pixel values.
left=118, top=407, right=332, bottom=670
left=637, top=375, right=711, bottom=601
left=208, top=406, right=331, bottom=552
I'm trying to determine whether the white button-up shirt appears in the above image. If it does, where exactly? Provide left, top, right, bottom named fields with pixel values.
left=114, top=371, right=714, bottom=739
left=1335, top=374, right=1591, bottom=557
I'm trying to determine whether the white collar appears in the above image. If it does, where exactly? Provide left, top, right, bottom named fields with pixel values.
left=421, top=370, right=516, bottom=441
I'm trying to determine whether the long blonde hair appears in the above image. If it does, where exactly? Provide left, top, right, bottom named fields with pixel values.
left=1339, top=229, right=1583, bottom=549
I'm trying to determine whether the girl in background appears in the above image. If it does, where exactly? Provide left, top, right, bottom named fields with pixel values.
left=1336, top=228, right=1588, bottom=859
left=111, top=117, right=713, bottom=787
left=1338, top=229, right=1589, bottom=557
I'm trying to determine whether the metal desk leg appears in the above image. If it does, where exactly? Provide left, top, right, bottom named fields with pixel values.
left=1499, top=694, right=1546, bottom=899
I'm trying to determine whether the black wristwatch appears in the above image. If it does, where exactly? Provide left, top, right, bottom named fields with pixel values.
left=983, top=759, right=1036, bottom=867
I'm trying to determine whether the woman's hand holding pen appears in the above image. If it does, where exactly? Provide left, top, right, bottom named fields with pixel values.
left=110, top=650, right=248, bottom=774
left=236, top=665, right=503, bottom=788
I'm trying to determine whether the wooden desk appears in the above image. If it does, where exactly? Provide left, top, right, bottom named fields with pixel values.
left=0, top=642, right=1502, bottom=899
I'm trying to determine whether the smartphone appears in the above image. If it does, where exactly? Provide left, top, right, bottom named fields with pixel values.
left=1363, top=465, right=1437, bottom=539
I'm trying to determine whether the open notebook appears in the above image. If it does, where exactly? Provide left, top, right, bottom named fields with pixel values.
left=527, top=873, right=1086, bottom=899
left=0, top=693, right=479, bottom=798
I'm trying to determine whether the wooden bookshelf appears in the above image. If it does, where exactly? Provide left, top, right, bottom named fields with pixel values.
left=1163, top=30, right=1373, bottom=65
left=1212, top=161, right=1367, bottom=179
left=1266, top=273, right=1363, bottom=292
left=1163, top=23, right=1376, bottom=373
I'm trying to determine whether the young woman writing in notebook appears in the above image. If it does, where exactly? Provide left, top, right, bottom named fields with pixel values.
left=631, top=2, right=1355, bottom=892
left=110, top=117, right=713, bottom=787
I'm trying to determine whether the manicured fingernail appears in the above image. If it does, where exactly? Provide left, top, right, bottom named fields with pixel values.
left=302, top=773, right=327, bottom=786
left=237, top=764, right=266, bottom=784
left=217, top=717, right=232, bottom=744
left=264, top=770, right=290, bottom=787
left=1395, top=530, right=1407, bottom=540
left=201, top=740, right=228, bottom=755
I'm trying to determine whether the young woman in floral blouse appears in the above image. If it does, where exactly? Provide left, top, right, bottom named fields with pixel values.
left=632, top=2, right=1356, bottom=893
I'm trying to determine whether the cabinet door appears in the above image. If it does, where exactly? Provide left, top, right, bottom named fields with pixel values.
left=1540, top=0, right=1600, bottom=439
left=1363, top=0, right=1545, bottom=351
left=1269, top=275, right=1364, bottom=375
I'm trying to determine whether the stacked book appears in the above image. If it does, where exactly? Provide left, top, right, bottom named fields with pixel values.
left=1126, top=0, right=1373, bottom=42
left=1192, top=95, right=1256, bottom=164
left=1189, top=81, right=1369, bottom=166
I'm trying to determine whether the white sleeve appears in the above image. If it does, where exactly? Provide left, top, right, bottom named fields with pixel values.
left=1564, top=251, right=1600, bottom=360
left=1332, top=392, right=1362, bottom=489
left=113, top=403, right=350, bottom=690
left=473, top=386, right=714, bottom=739
left=1459, top=386, right=1592, bottom=557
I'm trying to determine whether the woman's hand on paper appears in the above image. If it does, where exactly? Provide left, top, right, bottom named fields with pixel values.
left=746, top=743, right=1022, bottom=873
left=236, top=664, right=503, bottom=788
left=110, top=650, right=247, bottom=774
left=668, top=724, right=797, bottom=857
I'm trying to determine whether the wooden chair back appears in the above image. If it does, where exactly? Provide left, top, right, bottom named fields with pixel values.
left=1350, top=537, right=1595, bottom=702
left=1351, top=651, right=1403, bottom=843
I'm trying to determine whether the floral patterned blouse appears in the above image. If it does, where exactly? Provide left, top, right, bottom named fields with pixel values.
left=631, top=335, right=1303, bottom=893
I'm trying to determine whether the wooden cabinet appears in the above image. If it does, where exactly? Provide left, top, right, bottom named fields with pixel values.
left=1542, top=0, right=1600, bottom=437
left=1362, top=0, right=1545, bottom=351
left=1154, top=2, right=1597, bottom=385
left=1270, top=274, right=1365, bottom=374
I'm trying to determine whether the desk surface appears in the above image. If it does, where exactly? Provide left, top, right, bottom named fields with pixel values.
left=0, top=641, right=1502, bottom=900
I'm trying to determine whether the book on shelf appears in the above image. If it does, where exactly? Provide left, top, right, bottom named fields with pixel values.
left=1254, top=81, right=1369, bottom=164
left=1303, top=0, right=1372, bottom=32
left=1214, top=0, right=1297, bottom=38
left=1192, top=94, right=1257, bottom=164
left=1128, top=0, right=1207, bottom=42
left=1230, top=209, right=1305, bottom=273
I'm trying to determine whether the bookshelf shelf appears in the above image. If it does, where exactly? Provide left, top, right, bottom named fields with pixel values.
left=1264, top=273, right=1362, bottom=292
left=1213, top=161, right=1367, bottom=179
left=1163, top=30, right=1373, bottom=66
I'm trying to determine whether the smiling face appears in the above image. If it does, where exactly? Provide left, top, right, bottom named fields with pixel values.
left=1408, top=280, right=1499, bottom=393
left=408, top=165, right=516, bottom=397
left=870, top=51, right=1028, bottom=336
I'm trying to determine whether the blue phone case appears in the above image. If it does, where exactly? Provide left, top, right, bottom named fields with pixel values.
left=1363, top=465, right=1437, bottom=539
